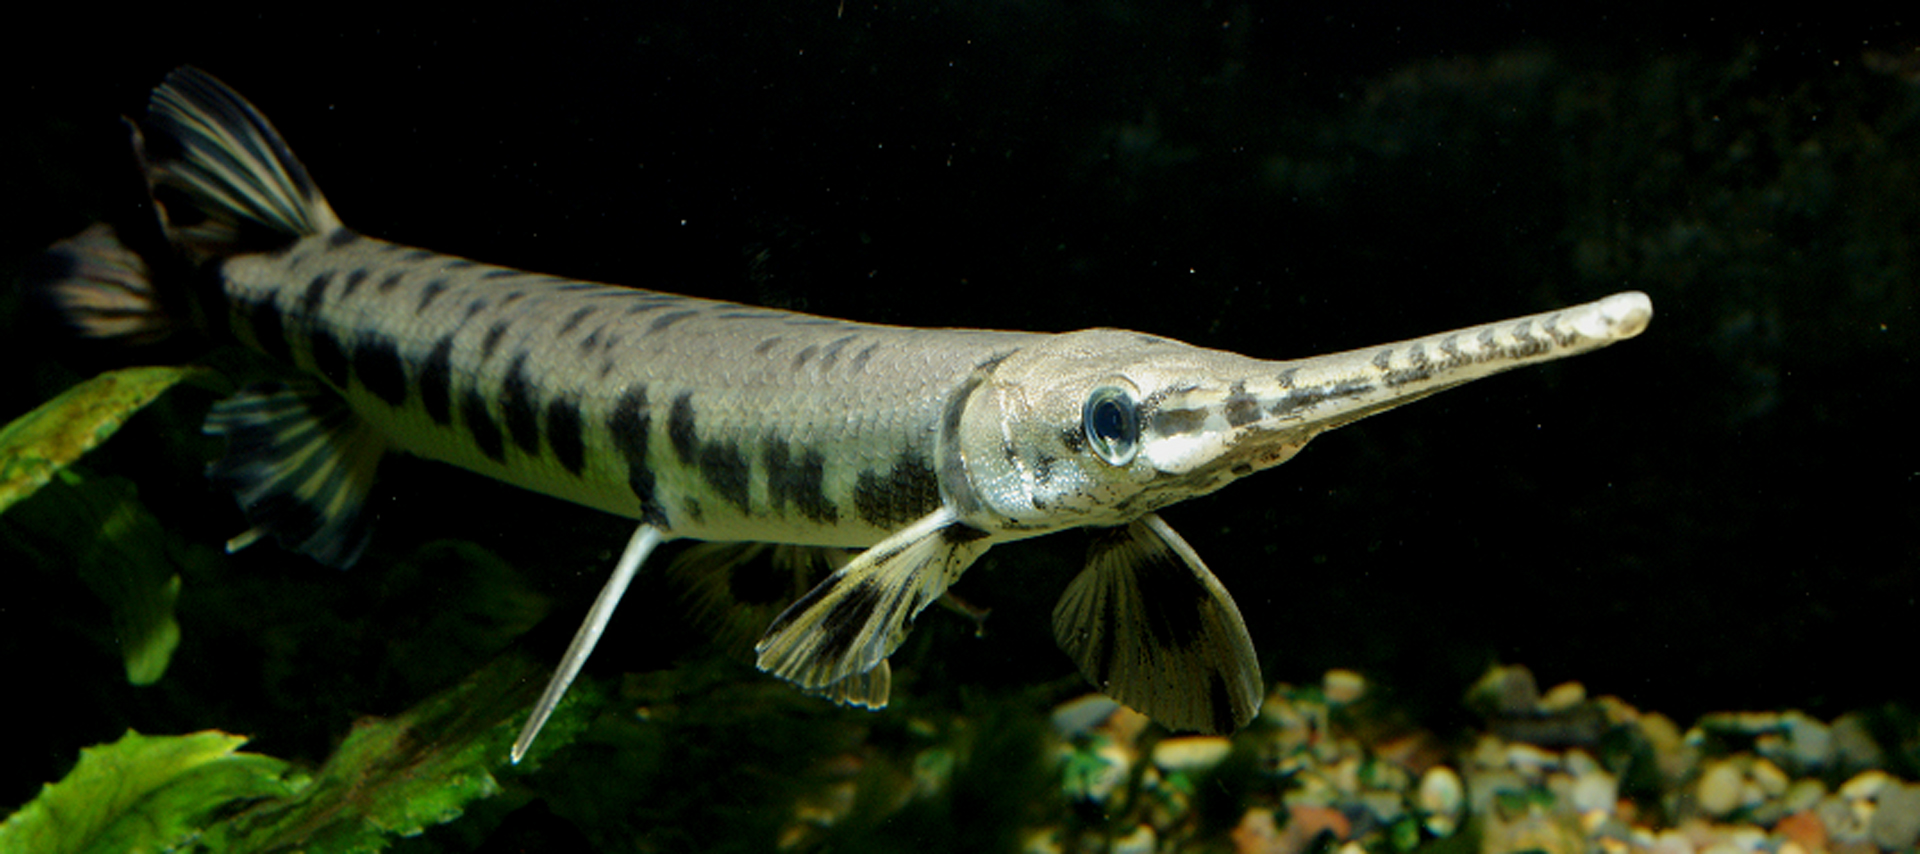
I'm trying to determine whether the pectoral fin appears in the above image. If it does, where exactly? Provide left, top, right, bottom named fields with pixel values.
left=1053, top=513, right=1262, bottom=734
left=755, top=508, right=992, bottom=697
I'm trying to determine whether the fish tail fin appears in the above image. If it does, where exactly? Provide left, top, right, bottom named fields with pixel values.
left=135, top=65, right=342, bottom=261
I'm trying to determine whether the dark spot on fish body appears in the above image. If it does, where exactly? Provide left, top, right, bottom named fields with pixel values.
left=792, top=345, right=818, bottom=369
left=766, top=438, right=838, bottom=524
left=580, top=326, right=603, bottom=353
left=1408, top=343, right=1430, bottom=367
left=353, top=334, right=409, bottom=406
left=480, top=268, right=524, bottom=280
left=1229, top=462, right=1254, bottom=478
left=1060, top=425, right=1088, bottom=454
left=545, top=395, right=587, bottom=475
left=668, top=393, right=699, bottom=462
left=500, top=353, right=541, bottom=454
left=377, top=272, right=406, bottom=294
left=701, top=442, right=753, bottom=513
left=754, top=337, right=783, bottom=356
left=415, top=279, right=449, bottom=314
left=500, top=290, right=527, bottom=307
left=300, top=272, right=333, bottom=317
left=1371, top=348, right=1393, bottom=372
left=609, top=385, right=662, bottom=522
left=462, top=389, right=506, bottom=463
left=850, top=342, right=881, bottom=373
left=341, top=269, right=371, bottom=299
left=464, top=299, right=488, bottom=321
left=327, top=228, right=361, bottom=247
left=1384, top=365, right=1435, bottom=388
left=853, top=456, right=940, bottom=528
left=559, top=306, right=595, bottom=336
left=481, top=321, right=510, bottom=361
left=1268, top=386, right=1331, bottom=419
left=309, top=327, right=350, bottom=388
left=420, top=336, right=456, bottom=425
left=817, top=335, right=858, bottom=372
left=400, top=249, right=433, bottom=263
left=1275, top=368, right=1299, bottom=389
left=648, top=310, right=700, bottom=333
left=1150, top=407, right=1208, bottom=436
left=1224, top=382, right=1261, bottom=428
left=445, top=259, right=475, bottom=271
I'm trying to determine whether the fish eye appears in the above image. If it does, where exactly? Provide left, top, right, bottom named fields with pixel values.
left=1082, top=385, right=1139, bottom=466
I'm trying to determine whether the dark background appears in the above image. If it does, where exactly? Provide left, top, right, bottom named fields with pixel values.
left=4, top=4, right=1915, bottom=847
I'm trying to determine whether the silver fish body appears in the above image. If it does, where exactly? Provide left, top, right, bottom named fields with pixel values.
left=36, top=67, right=1651, bottom=762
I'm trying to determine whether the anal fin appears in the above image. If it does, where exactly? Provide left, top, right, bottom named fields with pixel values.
left=203, top=380, right=386, bottom=567
left=1052, top=513, right=1263, bottom=734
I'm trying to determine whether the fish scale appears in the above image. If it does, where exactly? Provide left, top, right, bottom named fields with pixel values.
left=32, top=66, right=1651, bottom=765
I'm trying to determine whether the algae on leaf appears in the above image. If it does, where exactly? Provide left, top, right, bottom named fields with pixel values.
left=0, top=730, right=302, bottom=854
left=0, top=364, right=209, bottom=516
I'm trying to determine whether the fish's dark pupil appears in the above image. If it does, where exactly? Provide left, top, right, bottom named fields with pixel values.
left=1093, top=399, right=1130, bottom=444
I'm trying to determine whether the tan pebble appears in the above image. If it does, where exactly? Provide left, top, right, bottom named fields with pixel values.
left=1649, top=828, right=1696, bottom=854
left=1323, top=669, right=1366, bottom=704
left=1749, top=758, right=1788, bottom=797
left=1839, top=769, right=1893, bottom=800
left=1151, top=736, right=1233, bottom=773
left=1288, top=803, right=1352, bottom=843
left=1571, top=769, right=1619, bottom=815
left=1505, top=743, right=1560, bottom=776
left=1231, top=808, right=1283, bottom=854
left=1774, top=808, right=1828, bottom=851
left=1111, top=824, right=1156, bottom=854
left=1540, top=681, right=1588, bottom=712
left=1775, top=843, right=1808, bottom=854
left=1870, top=782, right=1920, bottom=851
left=1780, top=711, right=1833, bottom=769
left=1418, top=766, right=1464, bottom=814
left=1697, top=760, right=1746, bottom=816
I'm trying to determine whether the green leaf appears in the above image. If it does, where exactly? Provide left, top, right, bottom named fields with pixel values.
left=203, top=649, right=594, bottom=853
left=1, top=473, right=193, bottom=685
left=0, top=729, right=302, bottom=854
left=0, top=365, right=209, bottom=516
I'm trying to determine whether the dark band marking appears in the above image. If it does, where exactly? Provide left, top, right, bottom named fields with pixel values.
left=792, top=345, right=818, bottom=369
left=309, top=328, right=350, bottom=388
left=461, top=389, right=506, bottom=463
left=1372, top=348, right=1394, bottom=372
left=701, top=441, right=752, bottom=513
left=416, top=279, right=450, bottom=314
left=649, top=309, right=699, bottom=332
left=481, top=321, right=510, bottom=361
left=850, top=342, right=882, bottom=373
left=500, top=290, right=527, bottom=307
left=941, top=523, right=990, bottom=544
left=464, top=299, right=488, bottom=321
left=545, top=395, right=587, bottom=475
left=1149, top=407, right=1208, bottom=436
left=1223, top=381, right=1261, bottom=428
left=809, top=579, right=886, bottom=668
left=558, top=306, right=596, bottom=336
left=400, top=249, right=434, bottom=262
left=340, top=269, right=371, bottom=299
left=668, top=392, right=698, bottom=463
left=500, top=352, right=541, bottom=454
left=420, top=335, right=456, bottom=425
left=854, top=454, right=941, bottom=528
left=609, top=385, right=663, bottom=524
left=377, top=271, right=406, bottom=293
left=445, top=259, right=475, bottom=270
left=353, top=334, right=409, bottom=406
left=817, top=335, right=858, bottom=372
left=765, top=437, right=838, bottom=524
left=481, top=268, right=525, bottom=280
left=754, top=337, right=784, bottom=356
left=327, top=228, right=361, bottom=247
left=299, top=273, right=334, bottom=317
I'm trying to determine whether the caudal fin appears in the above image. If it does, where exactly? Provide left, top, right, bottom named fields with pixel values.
left=135, top=65, right=341, bottom=261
